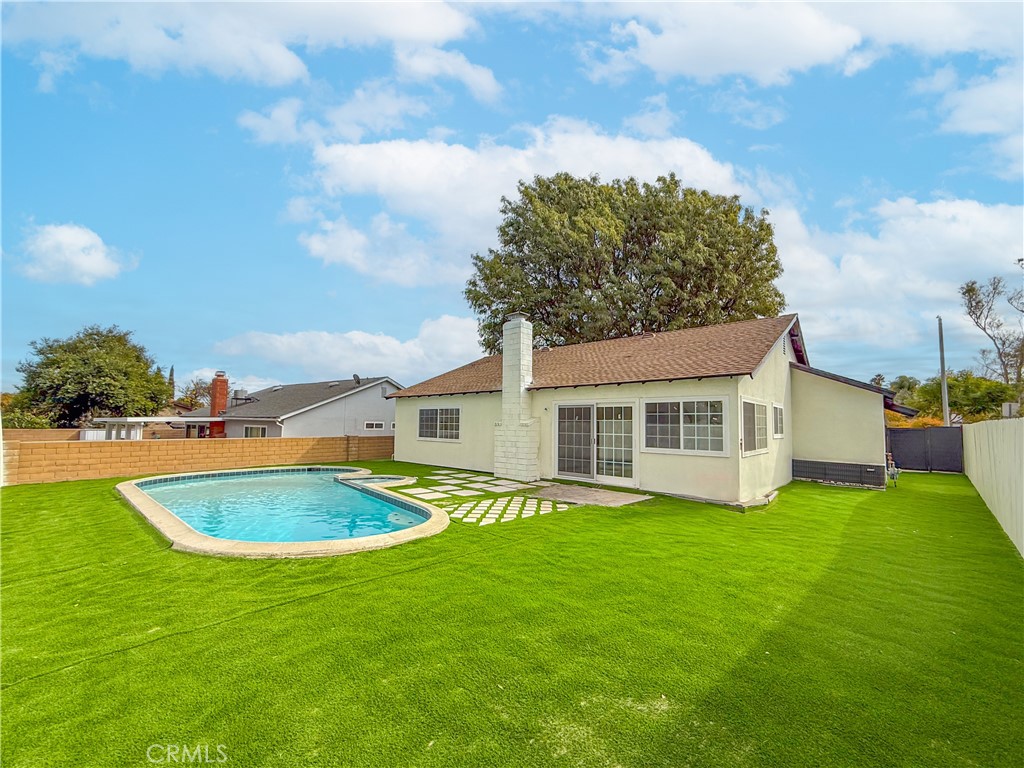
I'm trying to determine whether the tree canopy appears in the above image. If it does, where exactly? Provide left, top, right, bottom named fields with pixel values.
left=465, top=172, right=785, bottom=353
left=907, top=370, right=1017, bottom=420
left=15, top=325, right=172, bottom=427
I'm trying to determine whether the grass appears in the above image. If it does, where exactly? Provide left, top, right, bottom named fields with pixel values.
left=2, top=463, right=1021, bottom=767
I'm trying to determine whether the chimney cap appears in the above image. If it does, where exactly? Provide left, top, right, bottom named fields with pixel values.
left=214, top=370, right=227, bottom=378
left=505, top=311, right=529, bottom=322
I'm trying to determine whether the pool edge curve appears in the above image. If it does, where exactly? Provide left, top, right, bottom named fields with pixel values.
left=116, top=466, right=449, bottom=558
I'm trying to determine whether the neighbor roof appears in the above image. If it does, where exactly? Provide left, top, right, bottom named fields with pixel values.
left=192, top=377, right=395, bottom=420
left=392, top=315, right=805, bottom=398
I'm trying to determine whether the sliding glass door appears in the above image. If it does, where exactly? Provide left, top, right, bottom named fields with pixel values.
left=556, top=403, right=634, bottom=484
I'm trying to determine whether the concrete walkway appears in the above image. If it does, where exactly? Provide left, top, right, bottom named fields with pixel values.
left=531, top=485, right=652, bottom=507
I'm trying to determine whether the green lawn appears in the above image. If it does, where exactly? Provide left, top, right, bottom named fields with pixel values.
left=2, top=464, right=1021, bottom=767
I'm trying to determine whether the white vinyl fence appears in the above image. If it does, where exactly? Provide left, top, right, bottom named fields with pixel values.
left=963, top=419, right=1023, bottom=557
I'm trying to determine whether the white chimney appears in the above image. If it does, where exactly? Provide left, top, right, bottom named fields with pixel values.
left=494, top=312, right=540, bottom=481
left=502, top=312, right=533, bottom=422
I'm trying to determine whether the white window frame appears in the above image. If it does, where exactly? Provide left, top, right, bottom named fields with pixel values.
left=243, top=424, right=267, bottom=438
left=364, top=421, right=385, bottom=430
left=740, top=398, right=769, bottom=457
left=640, top=396, right=730, bottom=458
left=391, top=422, right=396, bottom=431
left=417, top=406, right=461, bottom=442
left=772, top=403, right=785, bottom=439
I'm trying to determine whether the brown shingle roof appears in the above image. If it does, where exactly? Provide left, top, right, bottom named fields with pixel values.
left=393, top=314, right=803, bottom=398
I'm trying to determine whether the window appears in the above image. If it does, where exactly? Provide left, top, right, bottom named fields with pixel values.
left=645, top=402, right=680, bottom=449
left=418, top=407, right=460, bottom=440
left=772, top=404, right=784, bottom=438
left=391, top=422, right=396, bottom=431
left=644, top=398, right=726, bottom=455
left=742, top=401, right=768, bottom=455
left=364, top=421, right=384, bottom=430
left=243, top=425, right=267, bottom=438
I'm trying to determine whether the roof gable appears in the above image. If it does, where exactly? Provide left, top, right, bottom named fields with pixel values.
left=393, top=315, right=804, bottom=398
left=214, top=377, right=398, bottom=419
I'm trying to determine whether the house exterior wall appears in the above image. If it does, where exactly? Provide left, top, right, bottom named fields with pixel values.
left=393, top=393, right=500, bottom=472
left=791, top=368, right=886, bottom=465
left=737, top=336, right=796, bottom=502
left=223, top=381, right=399, bottom=439
left=281, top=381, right=398, bottom=437
left=224, top=421, right=284, bottom=439
left=531, top=378, right=743, bottom=503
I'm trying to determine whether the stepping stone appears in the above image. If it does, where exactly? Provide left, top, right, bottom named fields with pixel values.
left=431, top=485, right=461, bottom=492
left=522, top=509, right=534, bottom=517
left=431, top=470, right=457, bottom=475
left=402, top=488, right=434, bottom=496
left=557, top=504, right=569, bottom=511
left=479, top=519, right=495, bottom=526
left=450, top=473, right=480, bottom=479
left=540, top=508, right=553, bottom=514
left=463, top=482, right=494, bottom=490
left=531, top=481, right=554, bottom=486
left=426, top=475, right=454, bottom=481
left=450, top=489, right=483, bottom=497
left=416, top=492, right=449, bottom=500
left=450, top=509, right=467, bottom=518
left=480, top=484, right=514, bottom=492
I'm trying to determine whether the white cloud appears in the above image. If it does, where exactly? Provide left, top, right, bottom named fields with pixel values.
left=775, top=197, right=1024, bottom=374
left=19, top=222, right=133, bottom=285
left=581, top=4, right=861, bottom=86
left=4, top=3, right=476, bottom=87
left=214, top=315, right=483, bottom=385
left=395, top=46, right=502, bottom=103
left=622, top=93, right=678, bottom=138
left=237, top=98, right=321, bottom=145
left=575, top=2, right=1021, bottom=86
left=309, top=116, right=750, bottom=286
left=34, top=49, right=76, bottom=92
left=325, top=81, right=431, bottom=142
left=935, top=64, right=1023, bottom=178
left=711, top=84, right=786, bottom=130
left=185, top=368, right=283, bottom=395
left=299, top=212, right=468, bottom=286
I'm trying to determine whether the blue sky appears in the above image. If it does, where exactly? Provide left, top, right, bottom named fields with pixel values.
left=2, top=2, right=1022, bottom=394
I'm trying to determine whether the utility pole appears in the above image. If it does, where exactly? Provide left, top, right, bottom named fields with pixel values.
left=937, top=315, right=950, bottom=426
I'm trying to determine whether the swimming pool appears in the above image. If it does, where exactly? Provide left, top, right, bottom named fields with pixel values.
left=118, top=467, right=448, bottom=558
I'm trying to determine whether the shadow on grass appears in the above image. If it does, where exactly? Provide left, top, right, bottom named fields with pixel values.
left=642, top=474, right=1024, bottom=767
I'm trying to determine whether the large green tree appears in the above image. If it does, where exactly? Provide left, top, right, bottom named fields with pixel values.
left=16, top=325, right=172, bottom=427
left=907, top=370, right=1017, bottom=420
left=465, top=172, right=785, bottom=353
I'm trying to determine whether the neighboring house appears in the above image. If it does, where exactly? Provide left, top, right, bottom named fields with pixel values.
left=391, top=313, right=906, bottom=505
left=190, top=372, right=401, bottom=438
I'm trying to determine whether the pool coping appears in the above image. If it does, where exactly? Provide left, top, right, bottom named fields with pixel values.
left=115, top=466, right=449, bottom=558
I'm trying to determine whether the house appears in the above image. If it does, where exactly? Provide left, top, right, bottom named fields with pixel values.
left=189, top=372, right=402, bottom=438
left=391, top=313, right=905, bottom=505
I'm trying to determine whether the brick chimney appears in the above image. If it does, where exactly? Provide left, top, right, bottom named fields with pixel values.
left=208, top=370, right=229, bottom=437
left=493, top=313, right=540, bottom=481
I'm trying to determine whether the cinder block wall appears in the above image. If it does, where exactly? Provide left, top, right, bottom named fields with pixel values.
left=1, top=429, right=82, bottom=442
left=1, top=436, right=395, bottom=486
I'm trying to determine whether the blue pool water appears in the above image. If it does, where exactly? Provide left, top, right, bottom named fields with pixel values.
left=141, top=471, right=426, bottom=543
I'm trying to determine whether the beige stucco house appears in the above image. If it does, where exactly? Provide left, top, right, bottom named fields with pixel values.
left=391, top=313, right=903, bottom=505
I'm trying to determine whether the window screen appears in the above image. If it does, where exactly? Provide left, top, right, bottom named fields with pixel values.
left=645, top=402, right=680, bottom=449
left=743, top=401, right=768, bottom=453
left=418, top=408, right=459, bottom=439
